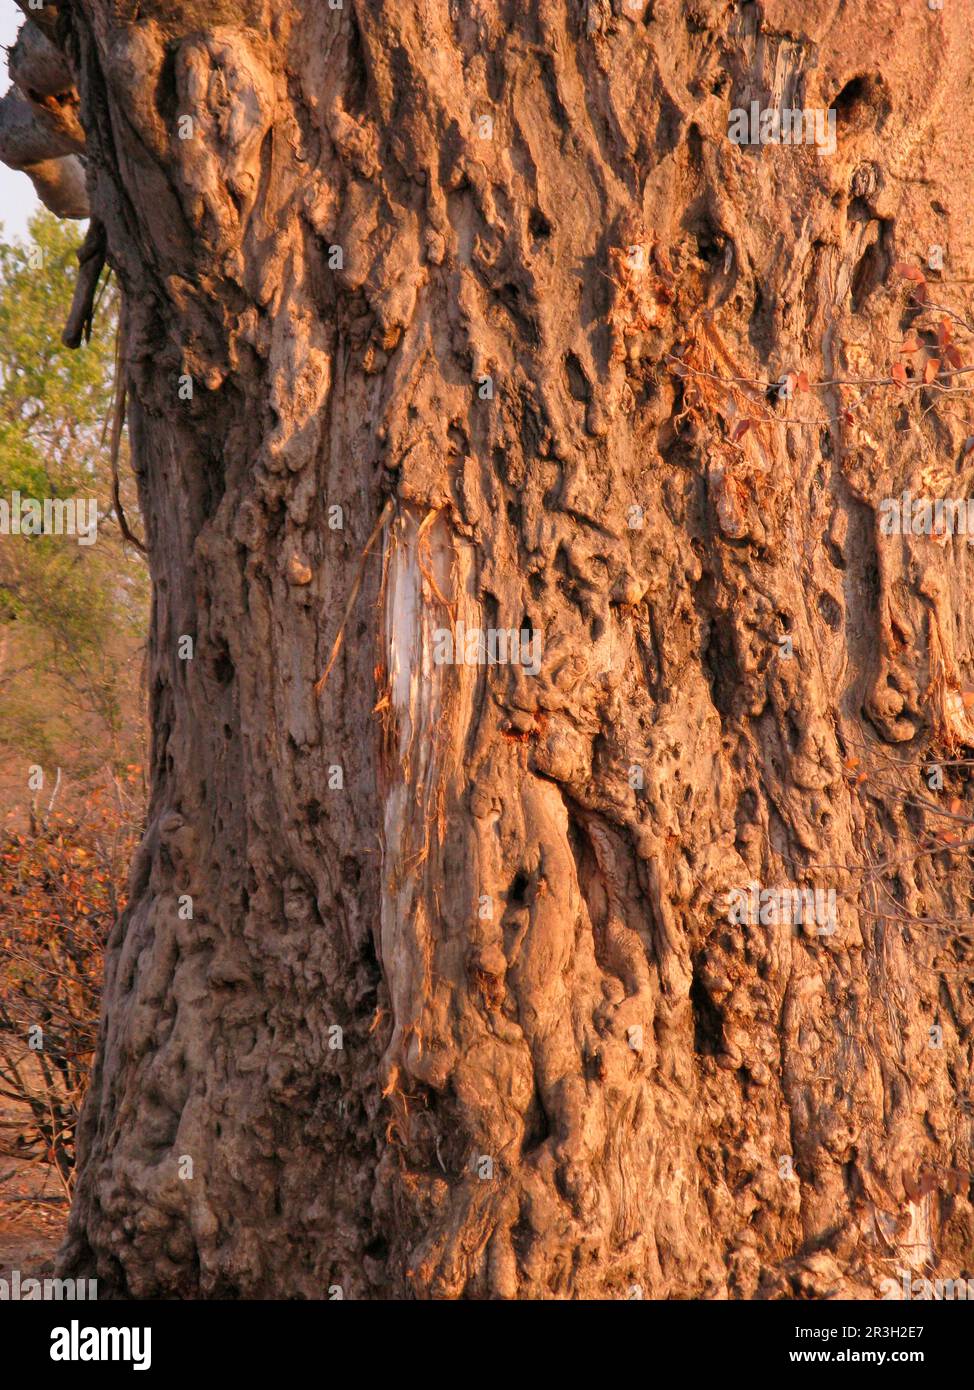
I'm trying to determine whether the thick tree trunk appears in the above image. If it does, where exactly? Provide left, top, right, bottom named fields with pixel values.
left=12, top=0, right=974, bottom=1297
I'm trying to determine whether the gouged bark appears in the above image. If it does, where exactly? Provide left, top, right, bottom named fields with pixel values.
left=14, top=0, right=970, bottom=1297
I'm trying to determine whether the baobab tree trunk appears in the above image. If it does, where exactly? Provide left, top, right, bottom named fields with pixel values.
left=6, top=0, right=974, bottom=1298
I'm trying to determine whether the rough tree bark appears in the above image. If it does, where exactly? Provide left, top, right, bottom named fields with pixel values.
left=5, top=0, right=974, bottom=1299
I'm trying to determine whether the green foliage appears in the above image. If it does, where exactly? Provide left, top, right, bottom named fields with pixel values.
left=0, top=211, right=148, bottom=791
left=0, top=214, right=115, bottom=451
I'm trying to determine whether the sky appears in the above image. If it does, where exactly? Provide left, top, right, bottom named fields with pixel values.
left=0, top=1, right=44, bottom=242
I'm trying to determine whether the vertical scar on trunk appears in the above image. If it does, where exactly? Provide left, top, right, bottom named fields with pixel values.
left=376, top=505, right=480, bottom=1091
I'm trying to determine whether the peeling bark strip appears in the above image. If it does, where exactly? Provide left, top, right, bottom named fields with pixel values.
left=4, top=0, right=971, bottom=1298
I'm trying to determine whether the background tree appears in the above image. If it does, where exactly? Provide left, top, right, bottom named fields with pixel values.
left=0, top=0, right=972, bottom=1300
left=0, top=208, right=146, bottom=1217
left=0, top=210, right=147, bottom=802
